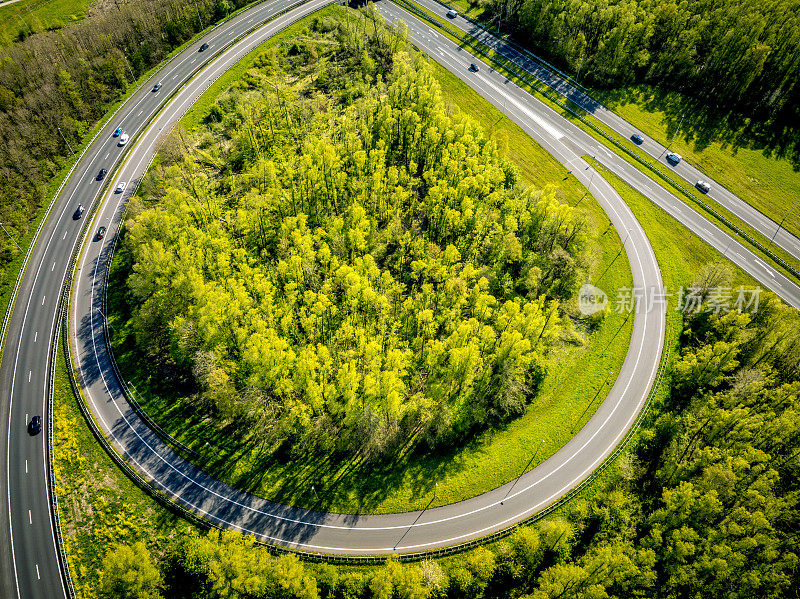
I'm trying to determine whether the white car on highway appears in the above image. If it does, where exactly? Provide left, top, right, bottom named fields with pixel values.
left=115, top=181, right=127, bottom=194
left=118, top=133, right=129, bottom=146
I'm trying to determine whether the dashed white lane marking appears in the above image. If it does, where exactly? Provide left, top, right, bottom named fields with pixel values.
left=35, top=564, right=40, bottom=580
left=33, top=332, right=37, bottom=343
left=138, top=110, right=143, bottom=117
left=62, top=230, right=67, bottom=240
left=28, top=510, right=31, bottom=525
left=191, top=58, right=197, bottom=64
left=40, top=296, right=45, bottom=306
left=493, top=86, right=564, bottom=140
left=27, top=371, right=31, bottom=383
left=755, top=258, right=776, bottom=278
left=25, top=460, right=27, bottom=474
left=104, top=152, right=109, bottom=160
left=51, top=261, right=55, bottom=271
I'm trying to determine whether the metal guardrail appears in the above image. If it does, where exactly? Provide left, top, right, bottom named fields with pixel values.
left=58, top=0, right=677, bottom=567
left=47, top=309, right=78, bottom=599
left=429, top=0, right=593, bottom=94
left=97, top=0, right=324, bottom=463
left=100, top=223, right=201, bottom=461
left=393, top=0, right=800, bottom=283
left=45, top=0, right=326, bottom=590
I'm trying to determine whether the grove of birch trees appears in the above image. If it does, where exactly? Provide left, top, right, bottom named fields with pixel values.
left=119, top=15, right=586, bottom=459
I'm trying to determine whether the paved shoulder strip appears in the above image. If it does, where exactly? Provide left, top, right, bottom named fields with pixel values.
left=68, top=0, right=665, bottom=558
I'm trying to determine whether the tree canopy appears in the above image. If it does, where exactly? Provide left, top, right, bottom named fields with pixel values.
left=478, top=0, right=800, bottom=161
left=120, top=15, right=586, bottom=460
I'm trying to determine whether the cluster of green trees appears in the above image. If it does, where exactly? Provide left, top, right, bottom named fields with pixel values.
left=0, top=0, right=249, bottom=289
left=476, top=0, right=800, bottom=133
left=98, top=280, right=800, bottom=598
left=121, top=14, right=586, bottom=459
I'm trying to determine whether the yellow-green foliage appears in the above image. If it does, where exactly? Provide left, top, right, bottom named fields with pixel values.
left=123, top=35, right=586, bottom=459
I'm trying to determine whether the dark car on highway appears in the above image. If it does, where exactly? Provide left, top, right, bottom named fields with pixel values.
left=96, top=226, right=107, bottom=240
left=73, top=204, right=84, bottom=219
left=469, top=63, right=479, bottom=72
left=28, top=416, right=41, bottom=435
left=199, top=42, right=209, bottom=52
left=97, top=168, right=107, bottom=180
left=665, top=151, right=682, bottom=165
left=631, top=133, right=644, bottom=144
left=696, top=180, right=711, bottom=193
left=152, top=82, right=162, bottom=92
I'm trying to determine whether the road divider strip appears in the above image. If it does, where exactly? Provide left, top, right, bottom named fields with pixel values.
left=391, top=0, right=800, bottom=283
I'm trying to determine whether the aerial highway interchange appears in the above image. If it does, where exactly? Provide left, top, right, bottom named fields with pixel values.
left=0, top=0, right=798, bottom=597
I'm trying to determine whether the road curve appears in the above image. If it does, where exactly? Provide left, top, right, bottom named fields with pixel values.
left=68, top=0, right=664, bottom=557
left=377, top=1, right=800, bottom=309
left=415, top=0, right=800, bottom=263
left=0, top=1, right=328, bottom=597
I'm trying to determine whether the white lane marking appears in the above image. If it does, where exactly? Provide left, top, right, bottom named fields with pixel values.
left=68, top=0, right=664, bottom=555
left=24, top=461, right=27, bottom=474
left=51, top=261, right=55, bottom=271
left=191, top=58, right=197, bottom=64
left=28, top=511, right=31, bottom=525
left=104, top=153, right=109, bottom=160
left=755, top=258, right=776, bottom=278
left=62, top=230, right=67, bottom=240
left=27, top=371, right=31, bottom=383
left=24, top=414, right=27, bottom=425
left=40, top=296, right=45, bottom=306
left=493, top=86, right=563, bottom=140
left=33, top=332, right=37, bottom=343
left=35, top=564, right=39, bottom=580
left=138, top=110, right=143, bottom=117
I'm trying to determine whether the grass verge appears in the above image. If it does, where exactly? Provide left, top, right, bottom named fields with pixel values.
left=397, top=0, right=800, bottom=282
left=593, top=84, right=800, bottom=242
left=106, top=4, right=634, bottom=516
left=54, top=342, right=197, bottom=599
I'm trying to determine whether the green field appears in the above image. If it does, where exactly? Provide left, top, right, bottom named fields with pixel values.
left=0, top=0, right=92, bottom=46
left=585, top=156, right=757, bottom=293
left=595, top=85, right=800, bottom=242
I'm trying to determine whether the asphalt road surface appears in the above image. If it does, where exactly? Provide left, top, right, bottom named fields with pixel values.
left=413, top=0, right=800, bottom=262
left=70, top=0, right=666, bottom=558
left=2, top=0, right=799, bottom=597
left=377, top=0, right=800, bottom=309
left=0, top=1, right=327, bottom=597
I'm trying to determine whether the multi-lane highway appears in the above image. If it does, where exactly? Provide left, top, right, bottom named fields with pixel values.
left=0, top=1, right=329, bottom=597
left=413, top=0, right=800, bottom=262
left=375, top=1, right=800, bottom=308
left=68, top=0, right=665, bottom=554
left=1, top=0, right=799, bottom=596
